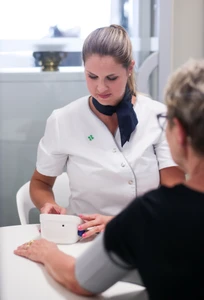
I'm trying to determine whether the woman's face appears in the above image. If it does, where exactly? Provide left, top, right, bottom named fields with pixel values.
left=84, top=54, right=134, bottom=106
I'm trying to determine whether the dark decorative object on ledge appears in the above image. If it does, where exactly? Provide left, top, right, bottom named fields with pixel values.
left=33, top=25, right=82, bottom=69
left=33, top=51, right=68, bottom=71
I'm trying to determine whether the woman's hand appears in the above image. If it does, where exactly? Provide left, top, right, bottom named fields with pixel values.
left=14, top=239, right=58, bottom=264
left=40, top=203, right=67, bottom=214
left=78, top=214, right=113, bottom=239
left=14, top=239, right=94, bottom=296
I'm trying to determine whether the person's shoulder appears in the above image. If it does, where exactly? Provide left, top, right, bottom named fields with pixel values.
left=142, top=185, right=183, bottom=200
left=135, top=186, right=175, bottom=212
left=139, top=184, right=195, bottom=209
left=139, top=186, right=166, bottom=204
left=136, top=93, right=167, bottom=114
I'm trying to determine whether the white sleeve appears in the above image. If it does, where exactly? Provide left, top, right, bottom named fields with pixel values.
left=154, top=130, right=177, bottom=170
left=75, top=232, right=132, bottom=294
left=36, top=111, right=68, bottom=176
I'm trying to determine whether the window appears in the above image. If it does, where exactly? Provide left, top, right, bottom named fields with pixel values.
left=0, top=0, right=159, bottom=68
left=0, top=0, right=111, bottom=39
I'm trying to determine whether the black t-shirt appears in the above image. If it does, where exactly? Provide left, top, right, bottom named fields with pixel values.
left=104, top=184, right=204, bottom=300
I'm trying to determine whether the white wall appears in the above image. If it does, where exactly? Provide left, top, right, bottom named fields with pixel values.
left=0, top=69, right=88, bottom=226
left=172, top=0, right=204, bottom=70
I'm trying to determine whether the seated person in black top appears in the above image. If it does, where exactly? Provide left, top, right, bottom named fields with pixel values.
left=14, top=58, right=204, bottom=300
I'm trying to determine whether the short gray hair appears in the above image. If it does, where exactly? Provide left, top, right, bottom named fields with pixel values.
left=165, top=59, right=204, bottom=156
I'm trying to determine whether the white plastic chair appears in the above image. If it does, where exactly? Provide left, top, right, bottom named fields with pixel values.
left=16, top=172, right=70, bottom=225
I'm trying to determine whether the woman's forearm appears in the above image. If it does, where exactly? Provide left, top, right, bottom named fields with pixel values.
left=29, top=170, right=57, bottom=210
left=43, top=250, right=93, bottom=296
left=30, top=179, right=56, bottom=210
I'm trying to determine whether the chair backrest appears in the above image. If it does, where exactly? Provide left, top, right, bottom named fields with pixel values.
left=16, top=172, right=70, bottom=225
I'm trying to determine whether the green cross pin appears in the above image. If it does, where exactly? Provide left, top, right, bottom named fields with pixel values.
left=88, top=135, right=94, bottom=141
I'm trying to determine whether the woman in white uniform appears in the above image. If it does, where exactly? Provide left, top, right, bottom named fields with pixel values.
left=30, top=24, right=184, bottom=238
left=15, top=59, right=204, bottom=300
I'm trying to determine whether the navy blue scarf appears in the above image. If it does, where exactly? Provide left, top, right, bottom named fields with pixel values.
left=92, top=86, right=138, bottom=147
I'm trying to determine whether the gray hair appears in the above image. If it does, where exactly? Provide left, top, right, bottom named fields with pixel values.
left=82, top=24, right=136, bottom=96
left=164, top=59, right=204, bottom=156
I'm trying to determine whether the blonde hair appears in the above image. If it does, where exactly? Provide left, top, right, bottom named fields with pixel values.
left=164, top=59, right=204, bottom=155
left=82, top=24, right=136, bottom=96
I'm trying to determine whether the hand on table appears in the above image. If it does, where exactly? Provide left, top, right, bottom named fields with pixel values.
left=40, top=203, right=67, bottom=215
left=14, top=239, right=58, bottom=264
left=78, top=214, right=113, bottom=239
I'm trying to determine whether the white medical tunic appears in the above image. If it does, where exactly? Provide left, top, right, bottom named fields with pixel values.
left=36, top=94, right=176, bottom=215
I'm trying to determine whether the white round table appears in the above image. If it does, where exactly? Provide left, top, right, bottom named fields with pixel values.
left=0, top=224, right=147, bottom=300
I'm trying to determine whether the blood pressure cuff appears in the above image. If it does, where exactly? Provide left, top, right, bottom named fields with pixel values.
left=75, top=232, right=133, bottom=294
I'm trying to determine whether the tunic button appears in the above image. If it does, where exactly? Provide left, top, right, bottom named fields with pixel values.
left=128, top=180, right=133, bottom=185
left=121, top=163, right=125, bottom=167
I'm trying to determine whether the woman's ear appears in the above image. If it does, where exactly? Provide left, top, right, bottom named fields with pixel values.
left=173, top=118, right=188, bottom=146
left=128, top=60, right=135, bottom=73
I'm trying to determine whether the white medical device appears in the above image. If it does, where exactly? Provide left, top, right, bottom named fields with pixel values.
left=40, top=214, right=84, bottom=244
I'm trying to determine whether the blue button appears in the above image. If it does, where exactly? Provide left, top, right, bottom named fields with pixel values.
left=78, top=230, right=86, bottom=237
